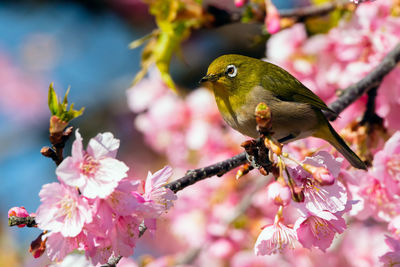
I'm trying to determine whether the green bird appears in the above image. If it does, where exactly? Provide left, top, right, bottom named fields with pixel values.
left=200, top=54, right=367, bottom=170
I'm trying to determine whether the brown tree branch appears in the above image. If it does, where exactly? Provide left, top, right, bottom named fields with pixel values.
left=41, top=126, right=73, bottom=166
left=166, top=152, right=248, bottom=193
left=360, top=85, right=382, bottom=125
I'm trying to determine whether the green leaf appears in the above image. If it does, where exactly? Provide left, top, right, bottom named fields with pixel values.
left=47, top=83, right=84, bottom=122
left=48, top=83, right=59, bottom=115
left=132, top=0, right=204, bottom=91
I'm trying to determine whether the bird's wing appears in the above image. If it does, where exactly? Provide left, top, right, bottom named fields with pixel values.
left=262, top=63, right=335, bottom=113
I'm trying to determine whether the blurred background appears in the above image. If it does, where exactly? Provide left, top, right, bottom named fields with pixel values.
left=0, top=0, right=300, bottom=265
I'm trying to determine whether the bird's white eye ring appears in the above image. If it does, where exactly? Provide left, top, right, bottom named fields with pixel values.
left=226, top=64, right=237, bottom=78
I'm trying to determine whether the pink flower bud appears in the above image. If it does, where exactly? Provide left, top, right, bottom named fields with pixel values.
left=265, top=0, right=281, bottom=34
left=267, top=181, right=291, bottom=206
left=303, top=164, right=335, bottom=186
left=8, top=206, right=29, bottom=228
left=234, top=0, right=247, bottom=8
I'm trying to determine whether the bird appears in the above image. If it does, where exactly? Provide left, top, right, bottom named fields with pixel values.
left=200, top=54, right=367, bottom=170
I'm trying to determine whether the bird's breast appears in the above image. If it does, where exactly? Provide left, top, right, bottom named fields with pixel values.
left=215, top=85, right=320, bottom=142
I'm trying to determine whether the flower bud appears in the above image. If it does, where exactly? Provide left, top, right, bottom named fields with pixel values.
left=234, top=0, right=247, bottom=8
left=265, top=0, right=281, bottom=34
left=255, top=102, right=272, bottom=132
left=29, top=232, right=47, bottom=258
left=290, top=185, right=305, bottom=203
left=264, top=138, right=282, bottom=155
left=303, top=164, right=335, bottom=186
left=236, top=163, right=252, bottom=179
left=267, top=181, right=291, bottom=206
left=8, top=206, right=29, bottom=228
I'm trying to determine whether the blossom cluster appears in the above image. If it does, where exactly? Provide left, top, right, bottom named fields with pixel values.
left=23, top=130, right=176, bottom=265
left=255, top=151, right=351, bottom=255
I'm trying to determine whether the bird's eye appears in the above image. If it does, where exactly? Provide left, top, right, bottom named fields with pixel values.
left=226, top=64, right=237, bottom=78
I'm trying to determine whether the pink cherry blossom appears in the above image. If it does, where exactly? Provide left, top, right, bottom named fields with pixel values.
left=8, top=206, right=29, bottom=228
left=56, top=130, right=129, bottom=199
left=348, top=170, right=399, bottom=222
left=36, top=182, right=93, bottom=237
left=300, top=178, right=348, bottom=214
left=86, top=215, right=140, bottom=265
left=294, top=210, right=346, bottom=252
left=105, top=179, right=143, bottom=216
left=288, top=152, right=348, bottom=214
left=254, top=220, right=297, bottom=255
left=373, top=131, right=400, bottom=196
left=305, top=151, right=342, bottom=175
left=142, top=165, right=177, bottom=215
left=380, top=235, right=400, bottom=267
left=45, top=232, right=81, bottom=262
left=377, top=69, right=400, bottom=130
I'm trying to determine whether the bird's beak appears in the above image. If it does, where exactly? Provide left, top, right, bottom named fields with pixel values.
left=199, top=74, right=219, bottom=84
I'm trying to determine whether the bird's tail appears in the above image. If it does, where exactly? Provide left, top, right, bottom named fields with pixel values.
left=313, top=121, right=367, bottom=170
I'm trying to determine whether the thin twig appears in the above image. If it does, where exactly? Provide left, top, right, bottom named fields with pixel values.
left=165, top=152, right=248, bottom=193
left=41, top=126, right=73, bottom=166
left=8, top=216, right=37, bottom=228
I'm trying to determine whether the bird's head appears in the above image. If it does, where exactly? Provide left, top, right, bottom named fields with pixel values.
left=200, top=54, right=258, bottom=95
